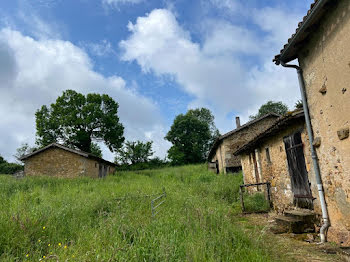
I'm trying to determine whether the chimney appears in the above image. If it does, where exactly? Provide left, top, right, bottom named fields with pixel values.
left=235, top=116, right=241, bottom=128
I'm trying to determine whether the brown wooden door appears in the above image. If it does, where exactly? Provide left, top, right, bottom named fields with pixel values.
left=284, top=132, right=313, bottom=209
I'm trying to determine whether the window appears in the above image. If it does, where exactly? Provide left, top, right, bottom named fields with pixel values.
left=265, top=148, right=271, bottom=164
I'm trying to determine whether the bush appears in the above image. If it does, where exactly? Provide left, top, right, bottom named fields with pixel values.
left=0, top=162, right=23, bottom=174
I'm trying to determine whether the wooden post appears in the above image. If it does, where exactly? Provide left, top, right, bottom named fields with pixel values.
left=266, top=182, right=273, bottom=209
left=239, top=186, right=245, bottom=212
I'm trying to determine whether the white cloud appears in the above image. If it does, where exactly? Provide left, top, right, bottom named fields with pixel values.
left=80, top=39, right=116, bottom=57
left=102, top=0, right=144, bottom=8
left=0, top=28, right=170, bottom=162
left=119, top=8, right=303, bottom=134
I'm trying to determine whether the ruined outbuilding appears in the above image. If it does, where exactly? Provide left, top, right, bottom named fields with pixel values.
left=208, top=114, right=280, bottom=174
left=20, top=143, right=116, bottom=178
left=274, top=0, right=350, bottom=244
left=234, top=110, right=314, bottom=212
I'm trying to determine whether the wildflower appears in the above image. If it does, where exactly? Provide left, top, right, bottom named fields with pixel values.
left=48, top=244, right=51, bottom=247
left=42, top=226, right=46, bottom=230
left=64, top=245, right=67, bottom=249
left=58, top=243, right=61, bottom=247
left=43, top=256, right=46, bottom=259
left=26, top=254, right=29, bottom=257
left=38, top=239, right=41, bottom=243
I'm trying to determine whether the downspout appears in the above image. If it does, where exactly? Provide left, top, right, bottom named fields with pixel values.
left=280, top=61, right=330, bottom=243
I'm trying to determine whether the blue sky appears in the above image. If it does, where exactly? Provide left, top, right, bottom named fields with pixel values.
left=0, top=0, right=314, bottom=161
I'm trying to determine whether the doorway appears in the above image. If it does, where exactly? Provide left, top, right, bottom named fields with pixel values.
left=284, top=131, right=313, bottom=209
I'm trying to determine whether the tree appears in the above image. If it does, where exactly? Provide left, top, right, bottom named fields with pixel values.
left=187, top=108, right=220, bottom=149
left=14, top=143, right=37, bottom=162
left=35, top=90, right=124, bottom=153
left=90, top=143, right=103, bottom=158
left=165, top=108, right=219, bottom=165
left=0, top=155, right=23, bottom=174
left=115, top=141, right=154, bottom=165
left=249, top=101, right=289, bottom=120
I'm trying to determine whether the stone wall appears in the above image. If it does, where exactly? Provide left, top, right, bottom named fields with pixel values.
left=241, top=121, right=312, bottom=213
left=298, top=0, right=350, bottom=244
left=24, top=147, right=115, bottom=178
left=211, top=116, right=278, bottom=174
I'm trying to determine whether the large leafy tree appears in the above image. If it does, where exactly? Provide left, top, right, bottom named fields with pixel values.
left=249, top=101, right=289, bottom=120
left=115, top=141, right=154, bottom=165
left=165, top=108, right=220, bottom=165
left=35, top=90, right=124, bottom=153
left=14, top=143, right=37, bottom=162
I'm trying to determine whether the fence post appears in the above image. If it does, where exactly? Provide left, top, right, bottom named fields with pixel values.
left=239, top=186, right=245, bottom=212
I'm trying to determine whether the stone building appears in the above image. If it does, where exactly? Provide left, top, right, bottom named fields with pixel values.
left=208, top=113, right=280, bottom=174
left=234, top=110, right=315, bottom=212
left=20, top=143, right=116, bottom=178
left=273, top=0, right=350, bottom=244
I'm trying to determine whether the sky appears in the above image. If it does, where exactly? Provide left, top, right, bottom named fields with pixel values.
left=0, top=0, right=314, bottom=162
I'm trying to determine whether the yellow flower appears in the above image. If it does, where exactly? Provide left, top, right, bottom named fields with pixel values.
left=42, top=226, right=46, bottom=230
left=64, top=245, right=67, bottom=249
left=38, top=239, right=41, bottom=242
left=58, top=243, right=61, bottom=246
left=48, top=244, right=51, bottom=247
left=72, top=255, right=75, bottom=258
left=26, top=254, right=29, bottom=257
left=43, top=256, right=46, bottom=259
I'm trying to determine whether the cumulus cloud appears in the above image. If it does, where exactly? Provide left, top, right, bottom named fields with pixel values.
left=0, top=28, right=170, bottom=162
left=119, top=8, right=302, bottom=132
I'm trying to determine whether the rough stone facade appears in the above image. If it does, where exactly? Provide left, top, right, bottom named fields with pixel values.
left=239, top=118, right=314, bottom=213
left=23, top=147, right=115, bottom=178
left=297, top=0, right=350, bottom=244
left=209, top=115, right=279, bottom=174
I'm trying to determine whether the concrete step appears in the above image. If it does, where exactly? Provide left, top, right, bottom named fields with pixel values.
left=284, top=209, right=316, bottom=224
left=274, top=215, right=315, bottom=234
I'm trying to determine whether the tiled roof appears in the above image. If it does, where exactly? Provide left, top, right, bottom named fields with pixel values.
left=273, top=0, right=331, bottom=64
left=233, top=109, right=305, bottom=155
left=207, top=113, right=280, bottom=160
left=20, top=143, right=116, bottom=166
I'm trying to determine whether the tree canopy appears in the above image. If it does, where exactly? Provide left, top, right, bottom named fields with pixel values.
left=165, top=108, right=220, bottom=165
left=35, top=90, right=124, bottom=153
left=115, top=141, right=154, bottom=165
left=249, top=101, right=289, bottom=120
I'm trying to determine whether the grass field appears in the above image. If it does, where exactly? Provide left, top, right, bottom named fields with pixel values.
left=0, top=165, right=279, bottom=261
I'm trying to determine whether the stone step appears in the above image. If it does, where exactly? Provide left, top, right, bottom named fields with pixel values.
left=284, top=209, right=316, bottom=223
left=274, top=215, right=315, bottom=234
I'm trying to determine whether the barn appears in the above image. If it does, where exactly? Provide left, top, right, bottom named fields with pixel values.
left=20, top=143, right=116, bottom=178
left=208, top=114, right=280, bottom=174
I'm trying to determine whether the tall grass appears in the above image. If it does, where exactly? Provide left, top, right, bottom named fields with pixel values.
left=0, top=165, right=277, bottom=261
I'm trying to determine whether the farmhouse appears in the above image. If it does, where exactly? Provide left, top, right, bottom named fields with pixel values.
left=234, top=110, right=315, bottom=211
left=208, top=114, right=280, bottom=174
left=273, top=0, right=350, bottom=244
left=20, top=143, right=116, bottom=178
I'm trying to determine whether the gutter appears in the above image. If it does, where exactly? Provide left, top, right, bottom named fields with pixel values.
left=279, top=61, right=330, bottom=243
left=276, top=0, right=328, bottom=64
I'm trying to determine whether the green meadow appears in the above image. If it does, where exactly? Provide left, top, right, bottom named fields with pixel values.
left=0, top=165, right=278, bottom=261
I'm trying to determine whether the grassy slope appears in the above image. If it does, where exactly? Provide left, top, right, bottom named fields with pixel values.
left=0, top=165, right=279, bottom=261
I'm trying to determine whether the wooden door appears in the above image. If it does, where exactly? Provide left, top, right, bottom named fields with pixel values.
left=252, top=152, right=261, bottom=191
left=98, top=164, right=102, bottom=178
left=284, top=132, right=313, bottom=209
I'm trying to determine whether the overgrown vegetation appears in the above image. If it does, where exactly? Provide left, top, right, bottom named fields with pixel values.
left=0, top=155, right=23, bottom=174
left=0, top=165, right=283, bottom=261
